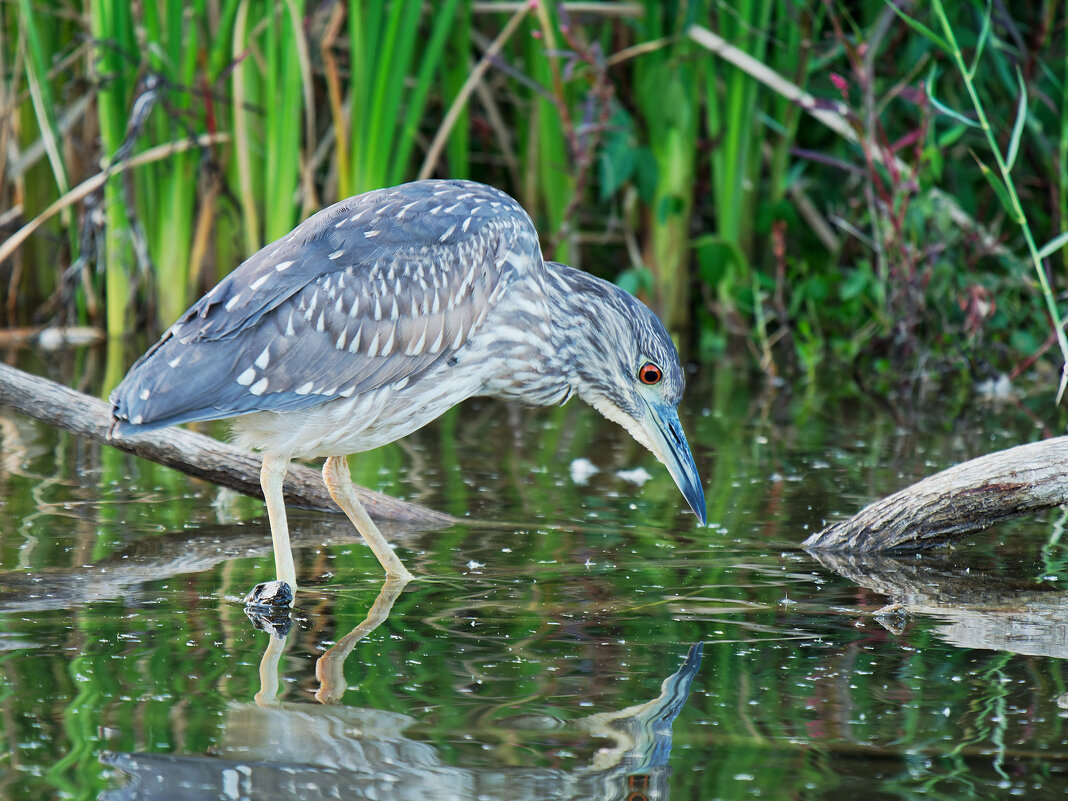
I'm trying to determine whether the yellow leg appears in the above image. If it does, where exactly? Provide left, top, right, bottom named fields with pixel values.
left=315, top=576, right=409, bottom=704
left=322, top=455, right=414, bottom=581
left=260, top=452, right=297, bottom=589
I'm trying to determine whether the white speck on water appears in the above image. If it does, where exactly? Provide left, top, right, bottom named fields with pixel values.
left=222, top=768, right=240, bottom=798
left=570, top=458, right=599, bottom=485
left=616, top=467, right=653, bottom=486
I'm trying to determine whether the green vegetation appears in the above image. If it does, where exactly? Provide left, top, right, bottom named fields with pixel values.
left=2, top=1, right=1067, bottom=384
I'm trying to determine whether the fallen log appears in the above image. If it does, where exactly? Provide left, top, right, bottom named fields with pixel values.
left=803, top=436, right=1068, bottom=552
left=0, top=361, right=454, bottom=526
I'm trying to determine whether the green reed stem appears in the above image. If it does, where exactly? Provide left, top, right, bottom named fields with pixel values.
left=931, top=0, right=1068, bottom=395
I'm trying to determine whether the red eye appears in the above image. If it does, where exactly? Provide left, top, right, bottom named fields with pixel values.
left=638, top=362, right=662, bottom=385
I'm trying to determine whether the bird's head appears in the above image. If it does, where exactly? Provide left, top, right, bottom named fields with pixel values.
left=552, top=266, right=706, bottom=525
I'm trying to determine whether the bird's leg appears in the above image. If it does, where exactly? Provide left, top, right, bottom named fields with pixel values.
left=322, top=455, right=414, bottom=581
left=260, top=452, right=297, bottom=589
left=315, top=576, right=408, bottom=704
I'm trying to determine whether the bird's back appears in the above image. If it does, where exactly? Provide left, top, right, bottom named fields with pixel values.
left=111, top=180, right=545, bottom=431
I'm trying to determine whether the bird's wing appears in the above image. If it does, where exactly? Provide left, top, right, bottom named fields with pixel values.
left=111, top=180, right=543, bottom=428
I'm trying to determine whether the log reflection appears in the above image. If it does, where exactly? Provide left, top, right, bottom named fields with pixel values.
left=811, top=550, right=1068, bottom=658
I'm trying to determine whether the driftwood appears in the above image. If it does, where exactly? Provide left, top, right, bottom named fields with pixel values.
left=804, top=436, right=1068, bottom=552
left=0, top=361, right=453, bottom=526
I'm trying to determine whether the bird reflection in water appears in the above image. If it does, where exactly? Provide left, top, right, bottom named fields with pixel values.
left=100, top=630, right=703, bottom=801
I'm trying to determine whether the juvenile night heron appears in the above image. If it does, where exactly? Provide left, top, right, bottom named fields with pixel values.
left=110, top=180, right=705, bottom=589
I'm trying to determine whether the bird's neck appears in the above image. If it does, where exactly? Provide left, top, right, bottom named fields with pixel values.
left=541, top=261, right=627, bottom=402
left=476, top=260, right=624, bottom=409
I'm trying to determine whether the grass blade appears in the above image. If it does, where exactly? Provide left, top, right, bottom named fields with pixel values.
left=971, top=153, right=1016, bottom=218
left=1036, top=231, right=1068, bottom=262
left=886, top=1, right=951, bottom=54
left=1005, top=67, right=1027, bottom=172
left=967, top=0, right=992, bottom=79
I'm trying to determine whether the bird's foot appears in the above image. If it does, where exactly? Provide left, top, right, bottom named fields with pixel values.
left=243, top=579, right=294, bottom=609
left=243, top=580, right=295, bottom=638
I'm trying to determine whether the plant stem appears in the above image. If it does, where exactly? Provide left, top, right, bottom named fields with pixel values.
left=931, top=0, right=1068, bottom=394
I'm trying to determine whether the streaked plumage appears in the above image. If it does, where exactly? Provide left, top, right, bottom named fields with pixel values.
left=111, top=179, right=704, bottom=593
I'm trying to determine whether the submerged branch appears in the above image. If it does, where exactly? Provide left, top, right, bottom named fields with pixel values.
left=804, top=437, right=1068, bottom=551
left=0, top=362, right=454, bottom=526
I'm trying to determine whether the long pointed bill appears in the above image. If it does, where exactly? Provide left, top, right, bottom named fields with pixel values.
left=640, top=400, right=707, bottom=525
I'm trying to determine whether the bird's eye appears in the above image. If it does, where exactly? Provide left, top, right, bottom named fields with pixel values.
left=638, top=362, right=663, bottom=385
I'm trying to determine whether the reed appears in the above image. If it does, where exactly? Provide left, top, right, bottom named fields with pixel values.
left=87, top=0, right=135, bottom=340
left=345, top=0, right=463, bottom=195
left=4, top=1, right=1067, bottom=380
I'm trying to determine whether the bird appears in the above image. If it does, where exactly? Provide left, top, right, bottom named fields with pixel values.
left=110, top=179, right=705, bottom=592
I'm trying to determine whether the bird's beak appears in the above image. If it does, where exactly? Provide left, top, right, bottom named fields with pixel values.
left=639, top=400, right=707, bottom=525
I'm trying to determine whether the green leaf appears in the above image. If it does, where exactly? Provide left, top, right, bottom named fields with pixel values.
left=1005, top=67, right=1028, bottom=172
left=972, top=153, right=1015, bottom=216
left=936, top=124, right=969, bottom=148
left=1036, top=231, right=1068, bottom=261
left=968, top=0, right=993, bottom=79
left=886, top=2, right=952, bottom=54
left=926, top=69, right=980, bottom=127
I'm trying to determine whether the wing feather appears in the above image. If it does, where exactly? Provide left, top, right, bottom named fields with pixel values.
left=111, top=180, right=540, bottom=428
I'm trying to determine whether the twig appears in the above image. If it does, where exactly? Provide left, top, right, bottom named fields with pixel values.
left=418, top=2, right=531, bottom=180
left=0, top=133, right=230, bottom=267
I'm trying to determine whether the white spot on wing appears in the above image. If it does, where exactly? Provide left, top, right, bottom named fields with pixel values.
left=366, top=331, right=380, bottom=358
left=250, top=377, right=268, bottom=395
left=316, top=311, right=325, bottom=332
left=168, top=355, right=182, bottom=368
left=295, top=381, right=313, bottom=395
left=250, top=273, right=270, bottom=291
left=328, top=249, right=344, bottom=260
left=139, top=388, right=151, bottom=400
left=439, top=224, right=456, bottom=242
left=224, top=293, right=242, bottom=311
left=406, top=323, right=427, bottom=355
left=275, top=260, right=294, bottom=272
left=429, top=324, right=444, bottom=352
left=336, top=328, right=347, bottom=350
left=237, top=367, right=256, bottom=386
left=285, top=310, right=295, bottom=336
left=380, top=326, right=395, bottom=356
left=364, top=229, right=380, bottom=238
left=255, top=346, right=270, bottom=369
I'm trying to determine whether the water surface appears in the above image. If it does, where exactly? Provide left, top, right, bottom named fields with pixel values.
left=1, top=355, right=1067, bottom=799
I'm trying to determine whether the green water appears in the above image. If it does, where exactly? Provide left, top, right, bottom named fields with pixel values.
left=2, top=357, right=1068, bottom=799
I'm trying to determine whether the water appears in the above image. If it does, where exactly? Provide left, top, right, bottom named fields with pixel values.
left=2, top=355, right=1067, bottom=799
